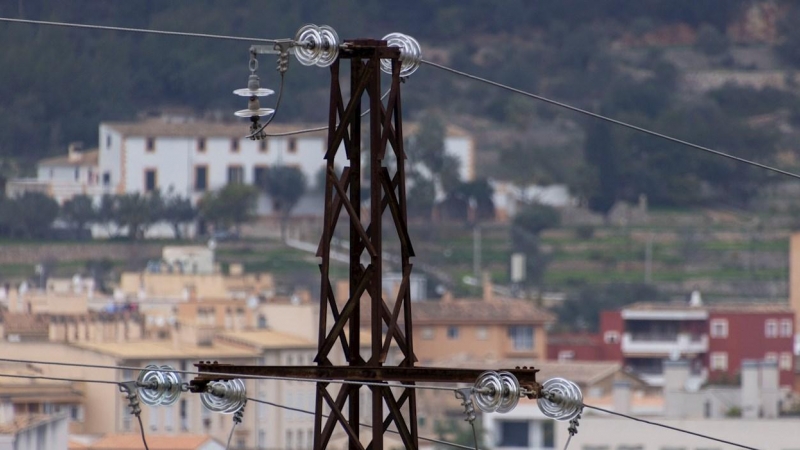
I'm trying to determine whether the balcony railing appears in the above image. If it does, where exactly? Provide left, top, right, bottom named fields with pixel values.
left=621, top=332, right=708, bottom=355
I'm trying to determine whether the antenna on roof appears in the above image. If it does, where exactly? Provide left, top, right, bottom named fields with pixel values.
left=689, top=290, right=703, bottom=307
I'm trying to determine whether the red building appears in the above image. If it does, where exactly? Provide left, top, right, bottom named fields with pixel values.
left=599, top=301, right=795, bottom=387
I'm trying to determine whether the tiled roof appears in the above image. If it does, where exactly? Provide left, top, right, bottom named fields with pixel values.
left=39, top=150, right=99, bottom=167
left=102, top=119, right=471, bottom=140
left=218, top=329, right=316, bottom=349
left=103, top=119, right=327, bottom=139
left=412, top=297, right=556, bottom=325
left=88, top=433, right=217, bottom=450
left=625, top=301, right=794, bottom=314
left=430, top=354, right=643, bottom=387
left=72, top=340, right=260, bottom=360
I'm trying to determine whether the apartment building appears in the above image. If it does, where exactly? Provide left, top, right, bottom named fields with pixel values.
left=598, top=299, right=794, bottom=387
left=412, top=285, right=555, bottom=364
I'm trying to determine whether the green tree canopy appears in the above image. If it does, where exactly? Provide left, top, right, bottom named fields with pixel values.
left=60, top=194, right=95, bottom=239
left=261, top=166, right=307, bottom=240
left=199, top=184, right=258, bottom=234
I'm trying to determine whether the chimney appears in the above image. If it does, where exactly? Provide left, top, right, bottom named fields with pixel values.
left=482, top=271, right=493, bottom=302
left=441, top=290, right=453, bottom=303
left=759, top=360, right=780, bottom=419
left=664, top=360, right=689, bottom=418
left=67, top=142, right=83, bottom=161
left=612, top=380, right=631, bottom=415
left=741, top=360, right=760, bottom=419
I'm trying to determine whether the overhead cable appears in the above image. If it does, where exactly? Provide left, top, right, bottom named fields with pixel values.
left=421, top=59, right=800, bottom=181
left=0, top=17, right=283, bottom=43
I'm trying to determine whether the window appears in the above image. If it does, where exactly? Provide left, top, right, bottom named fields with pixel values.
left=195, top=166, right=208, bottom=191
left=228, top=165, right=244, bottom=184
left=74, top=167, right=79, bottom=181
left=558, top=350, right=575, bottom=362
left=144, top=169, right=157, bottom=192
left=288, top=138, right=297, bottom=153
left=498, top=420, right=529, bottom=447
left=180, top=399, right=189, bottom=431
left=260, top=139, right=268, bottom=152
left=197, top=137, right=206, bottom=152
left=780, top=352, right=793, bottom=371
left=146, top=137, right=155, bottom=152
left=476, top=326, right=488, bottom=341
left=106, top=135, right=112, bottom=149
left=447, top=326, right=459, bottom=340
left=542, top=421, right=554, bottom=448
left=780, top=319, right=793, bottom=337
left=509, top=325, right=534, bottom=351
left=231, top=138, right=240, bottom=153
left=765, top=319, right=778, bottom=338
left=103, top=172, right=111, bottom=186
left=710, top=352, right=728, bottom=371
left=254, top=166, right=268, bottom=187
left=286, top=430, right=292, bottom=449
left=604, top=331, right=620, bottom=344
left=710, top=319, right=728, bottom=338
left=421, top=327, right=434, bottom=340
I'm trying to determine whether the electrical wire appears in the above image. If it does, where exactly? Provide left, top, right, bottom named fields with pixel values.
left=581, top=403, right=759, bottom=450
left=0, top=357, right=458, bottom=392
left=0, top=17, right=283, bottom=43
left=225, top=422, right=237, bottom=450
left=136, top=414, right=151, bottom=450
left=261, top=89, right=392, bottom=137
left=246, top=396, right=477, bottom=450
left=421, top=59, right=800, bottom=182
left=0, top=371, right=120, bottom=385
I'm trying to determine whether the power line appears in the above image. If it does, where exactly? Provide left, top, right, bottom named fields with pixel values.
left=581, top=403, right=759, bottom=450
left=246, top=396, right=479, bottom=450
left=421, top=59, right=800, bottom=182
left=0, top=371, right=120, bottom=385
left=262, top=89, right=392, bottom=137
left=0, top=357, right=459, bottom=392
left=0, top=17, right=283, bottom=43
left=136, top=415, right=151, bottom=450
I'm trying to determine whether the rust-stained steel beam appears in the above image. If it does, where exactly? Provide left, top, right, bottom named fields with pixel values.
left=191, top=363, right=540, bottom=386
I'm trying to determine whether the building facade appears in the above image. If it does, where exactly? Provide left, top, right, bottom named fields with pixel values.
left=599, top=300, right=795, bottom=387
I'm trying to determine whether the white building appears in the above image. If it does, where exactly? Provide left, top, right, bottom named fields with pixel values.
left=6, top=142, right=100, bottom=205
left=0, top=402, right=69, bottom=450
left=97, top=116, right=475, bottom=206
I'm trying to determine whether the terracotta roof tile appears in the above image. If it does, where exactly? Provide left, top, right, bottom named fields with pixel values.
left=89, top=433, right=217, bottom=450
left=39, top=150, right=99, bottom=167
left=412, top=297, right=555, bottom=325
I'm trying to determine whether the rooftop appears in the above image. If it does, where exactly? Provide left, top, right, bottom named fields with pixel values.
left=86, top=433, right=219, bottom=450
left=218, top=329, right=316, bottom=350
left=39, top=149, right=99, bottom=168
left=102, top=119, right=470, bottom=140
left=0, top=414, right=63, bottom=435
left=624, top=301, right=794, bottom=314
left=72, top=340, right=259, bottom=360
left=431, top=354, right=644, bottom=387
left=412, top=297, right=556, bottom=325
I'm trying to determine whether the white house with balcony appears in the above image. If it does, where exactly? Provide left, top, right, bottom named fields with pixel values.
left=6, top=142, right=100, bottom=205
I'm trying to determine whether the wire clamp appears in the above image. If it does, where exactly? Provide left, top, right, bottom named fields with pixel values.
left=119, top=381, right=142, bottom=417
left=455, top=388, right=477, bottom=424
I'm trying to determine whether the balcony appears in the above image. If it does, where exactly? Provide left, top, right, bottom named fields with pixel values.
left=621, top=332, right=708, bottom=355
